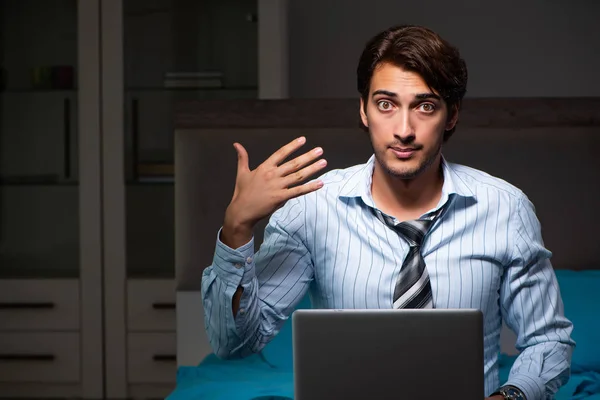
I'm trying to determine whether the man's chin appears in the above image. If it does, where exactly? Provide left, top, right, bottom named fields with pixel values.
left=382, top=162, right=423, bottom=180
left=388, top=168, right=422, bottom=180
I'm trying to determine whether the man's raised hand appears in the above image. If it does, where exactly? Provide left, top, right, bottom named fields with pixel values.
left=221, top=137, right=327, bottom=248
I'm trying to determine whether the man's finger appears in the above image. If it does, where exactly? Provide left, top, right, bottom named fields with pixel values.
left=286, top=179, right=325, bottom=199
left=283, top=159, right=328, bottom=187
left=233, top=143, right=250, bottom=174
left=279, top=146, right=324, bottom=177
left=266, top=136, right=307, bottom=167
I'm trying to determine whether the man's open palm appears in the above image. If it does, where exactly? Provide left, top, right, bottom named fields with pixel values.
left=225, top=136, right=327, bottom=234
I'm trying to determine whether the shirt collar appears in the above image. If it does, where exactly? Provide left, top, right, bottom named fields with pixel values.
left=338, top=154, right=476, bottom=210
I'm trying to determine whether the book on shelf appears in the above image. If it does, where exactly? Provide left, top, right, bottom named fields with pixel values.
left=163, top=71, right=223, bottom=89
left=134, top=163, right=174, bottom=183
left=136, top=163, right=174, bottom=176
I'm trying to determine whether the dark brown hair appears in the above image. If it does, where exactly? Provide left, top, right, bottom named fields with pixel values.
left=356, top=24, right=468, bottom=141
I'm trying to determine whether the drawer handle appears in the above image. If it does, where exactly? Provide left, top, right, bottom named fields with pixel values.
left=0, top=302, right=55, bottom=310
left=153, top=354, right=176, bottom=362
left=152, top=302, right=175, bottom=310
left=0, top=354, right=55, bottom=361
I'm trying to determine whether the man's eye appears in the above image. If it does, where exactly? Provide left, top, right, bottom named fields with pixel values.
left=377, top=101, right=393, bottom=111
left=419, top=103, right=435, bottom=112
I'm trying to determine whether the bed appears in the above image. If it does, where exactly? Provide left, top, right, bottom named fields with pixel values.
left=169, top=98, right=600, bottom=399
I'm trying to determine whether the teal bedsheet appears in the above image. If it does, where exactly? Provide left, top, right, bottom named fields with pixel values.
left=166, top=353, right=294, bottom=400
left=167, top=353, right=600, bottom=400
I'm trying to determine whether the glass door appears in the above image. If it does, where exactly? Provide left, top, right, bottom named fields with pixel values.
left=0, top=0, right=79, bottom=278
left=123, top=0, right=258, bottom=279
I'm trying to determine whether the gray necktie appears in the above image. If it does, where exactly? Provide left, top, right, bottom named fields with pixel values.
left=375, top=208, right=442, bottom=309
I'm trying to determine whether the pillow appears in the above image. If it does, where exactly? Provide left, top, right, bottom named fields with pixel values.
left=260, top=293, right=312, bottom=370
left=555, top=269, right=600, bottom=373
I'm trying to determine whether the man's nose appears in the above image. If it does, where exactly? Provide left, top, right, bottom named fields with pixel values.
left=394, top=111, right=415, bottom=141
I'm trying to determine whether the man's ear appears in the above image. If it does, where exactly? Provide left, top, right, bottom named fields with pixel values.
left=360, top=98, right=368, bottom=128
left=445, top=104, right=459, bottom=131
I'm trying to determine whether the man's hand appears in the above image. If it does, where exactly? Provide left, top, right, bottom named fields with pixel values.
left=221, top=137, right=327, bottom=249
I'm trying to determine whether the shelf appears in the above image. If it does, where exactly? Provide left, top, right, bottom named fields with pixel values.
left=127, top=178, right=174, bottom=185
left=128, top=163, right=174, bottom=184
left=0, top=183, right=78, bottom=187
left=0, top=87, right=255, bottom=93
left=0, top=175, right=173, bottom=186
left=126, top=86, right=257, bottom=92
left=0, top=175, right=77, bottom=186
left=1, top=178, right=172, bottom=186
left=0, top=266, right=79, bottom=279
left=127, top=269, right=175, bottom=279
left=0, top=88, right=77, bottom=94
left=137, top=163, right=173, bottom=175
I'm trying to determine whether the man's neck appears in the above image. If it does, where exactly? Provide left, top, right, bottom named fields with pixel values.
left=371, top=157, right=444, bottom=222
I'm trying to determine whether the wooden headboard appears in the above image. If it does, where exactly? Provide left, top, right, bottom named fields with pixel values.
left=174, top=98, right=600, bottom=291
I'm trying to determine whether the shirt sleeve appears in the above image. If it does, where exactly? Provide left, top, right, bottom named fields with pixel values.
left=499, top=194, right=576, bottom=400
left=201, top=197, right=314, bottom=359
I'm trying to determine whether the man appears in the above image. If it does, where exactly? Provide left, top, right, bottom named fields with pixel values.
left=201, top=25, right=575, bottom=399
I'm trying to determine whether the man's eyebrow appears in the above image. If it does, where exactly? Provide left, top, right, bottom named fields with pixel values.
left=415, top=92, right=441, bottom=101
left=371, top=90, right=441, bottom=101
left=372, top=89, right=397, bottom=98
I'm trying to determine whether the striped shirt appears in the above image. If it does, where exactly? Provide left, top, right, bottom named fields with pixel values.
left=201, top=154, right=575, bottom=399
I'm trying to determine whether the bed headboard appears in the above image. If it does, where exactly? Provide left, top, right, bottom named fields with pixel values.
left=175, top=98, right=600, bottom=291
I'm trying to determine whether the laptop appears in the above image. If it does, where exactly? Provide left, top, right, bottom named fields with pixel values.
left=292, top=308, right=484, bottom=400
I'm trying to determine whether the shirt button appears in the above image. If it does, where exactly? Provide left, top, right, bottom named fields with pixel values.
left=233, top=262, right=243, bottom=269
left=239, top=308, right=245, bottom=314
left=246, top=257, right=253, bottom=264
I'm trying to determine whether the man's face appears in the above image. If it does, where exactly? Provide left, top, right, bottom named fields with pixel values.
left=360, top=62, right=457, bottom=180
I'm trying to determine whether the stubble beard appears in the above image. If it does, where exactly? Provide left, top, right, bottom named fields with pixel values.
left=373, top=137, right=443, bottom=180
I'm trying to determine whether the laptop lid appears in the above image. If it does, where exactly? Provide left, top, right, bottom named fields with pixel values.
left=292, top=308, right=484, bottom=400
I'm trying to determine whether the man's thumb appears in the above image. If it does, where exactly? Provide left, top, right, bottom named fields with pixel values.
left=233, top=143, right=249, bottom=172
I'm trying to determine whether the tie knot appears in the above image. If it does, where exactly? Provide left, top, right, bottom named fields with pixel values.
left=373, top=208, right=442, bottom=247
left=393, top=219, right=433, bottom=247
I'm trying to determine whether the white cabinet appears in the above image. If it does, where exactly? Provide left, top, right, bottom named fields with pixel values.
left=0, top=332, right=80, bottom=383
left=0, top=279, right=83, bottom=396
left=128, top=333, right=176, bottom=384
left=128, top=279, right=176, bottom=332
left=0, top=279, right=79, bottom=331
left=127, top=279, right=177, bottom=399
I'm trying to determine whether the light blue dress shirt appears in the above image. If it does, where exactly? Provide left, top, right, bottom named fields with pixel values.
left=202, top=154, right=575, bottom=399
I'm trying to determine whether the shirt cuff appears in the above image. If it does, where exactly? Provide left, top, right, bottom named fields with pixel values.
left=213, top=227, right=257, bottom=286
left=504, top=374, right=545, bottom=400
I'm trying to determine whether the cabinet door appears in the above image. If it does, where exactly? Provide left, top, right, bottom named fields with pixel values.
left=100, top=1, right=259, bottom=398
left=0, top=1, right=103, bottom=398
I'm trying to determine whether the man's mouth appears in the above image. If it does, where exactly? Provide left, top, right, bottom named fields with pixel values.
left=390, top=146, right=419, bottom=159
